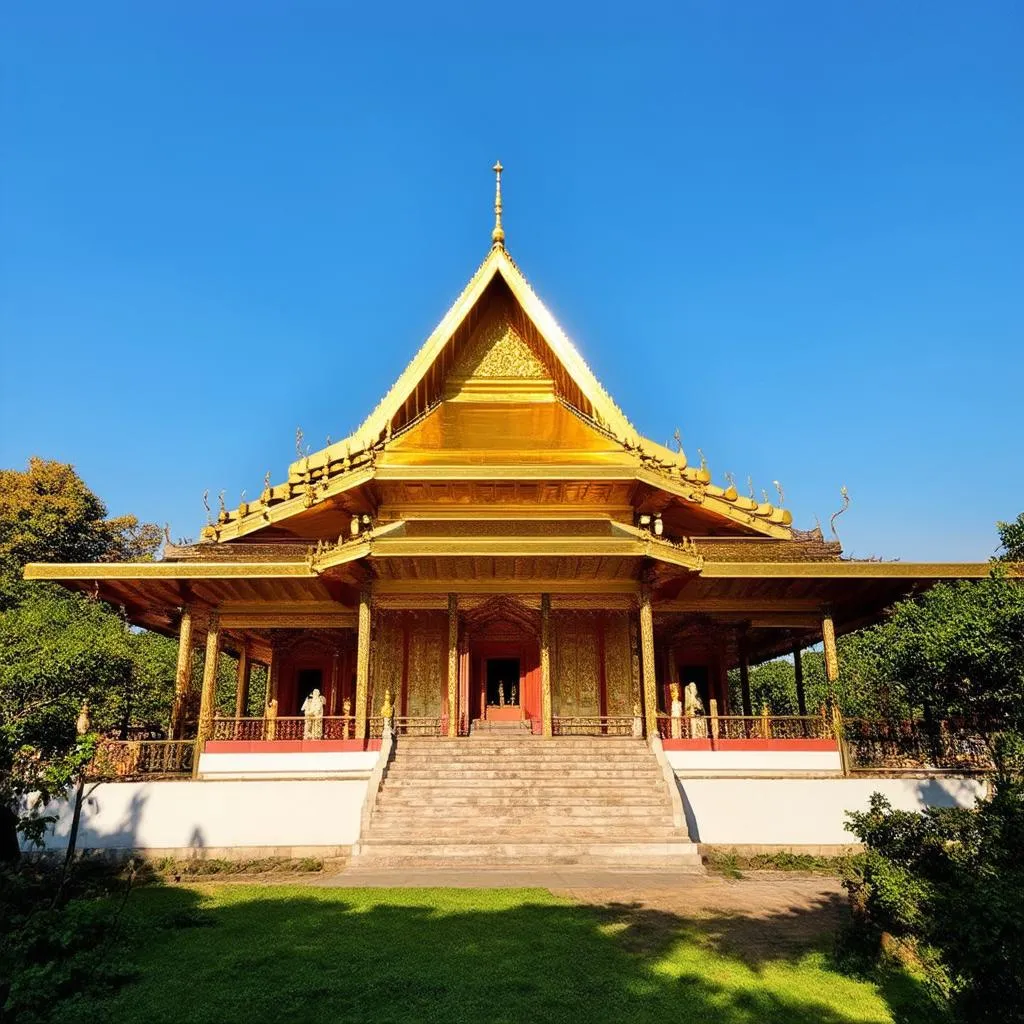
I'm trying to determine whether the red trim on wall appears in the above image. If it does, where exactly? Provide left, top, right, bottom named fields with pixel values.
left=204, top=739, right=382, bottom=754
left=661, top=738, right=839, bottom=752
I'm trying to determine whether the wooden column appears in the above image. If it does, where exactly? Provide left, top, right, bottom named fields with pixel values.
left=738, top=630, right=752, bottom=717
left=265, top=648, right=280, bottom=710
left=639, top=586, right=657, bottom=739
left=792, top=640, right=807, bottom=716
left=170, top=606, right=194, bottom=738
left=234, top=644, right=251, bottom=718
left=540, top=593, right=552, bottom=737
left=822, top=612, right=839, bottom=684
left=354, top=586, right=372, bottom=739
left=447, top=593, right=459, bottom=737
left=330, top=650, right=340, bottom=716
left=197, top=612, right=221, bottom=747
left=458, top=637, right=470, bottom=735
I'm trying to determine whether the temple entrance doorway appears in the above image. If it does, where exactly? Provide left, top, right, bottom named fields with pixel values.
left=295, top=668, right=323, bottom=716
left=485, top=657, right=520, bottom=709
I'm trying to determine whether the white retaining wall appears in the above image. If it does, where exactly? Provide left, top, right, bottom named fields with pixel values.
left=677, top=776, right=987, bottom=846
left=21, top=773, right=989, bottom=857
left=666, top=749, right=842, bottom=775
left=198, top=750, right=379, bottom=779
left=21, top=778, right=369, bottom=855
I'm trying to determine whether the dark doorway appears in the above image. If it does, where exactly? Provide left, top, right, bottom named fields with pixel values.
left=296, top=669, right=323, bottom=715
left=486, top=658, right=520, bottom=707
left=678, top=665, right=710, bottom=708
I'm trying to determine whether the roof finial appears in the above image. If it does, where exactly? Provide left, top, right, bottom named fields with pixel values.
left=491, top=160, right=505, bottom=247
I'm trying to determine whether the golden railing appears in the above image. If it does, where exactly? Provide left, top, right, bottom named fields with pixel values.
left=368, top=716, right=444, bottom=738
left=655, top=714, right=836, bottom=741
left=552, top=716, right=635, bottom=736
left=88, top=739, right=196, bottom=780
left=843, top=718, right=996, bottom=773
left=210, top=716, right=356, bottom=741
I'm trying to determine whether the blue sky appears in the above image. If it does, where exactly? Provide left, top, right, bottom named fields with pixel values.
left=2, top=2, right=1021, bottom=560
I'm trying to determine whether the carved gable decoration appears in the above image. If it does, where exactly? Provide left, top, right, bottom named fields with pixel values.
left=445, top=307, right=553, bottom=402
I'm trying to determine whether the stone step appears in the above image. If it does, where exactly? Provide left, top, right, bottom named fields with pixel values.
left=377, top=789, right=667, bottom=804
left=389, top=753, right=647, bottom=761
left=353, top=841, right=702, bottom=869
left=377, top=793, right=666, bottom=808
left=395, top=745, right=651, bottom=753
left=358, top=730, right=687, bottom=871
left=399, top=737, right=646, bottom=744
left=395, top=749, right=643, bottom=757
left=380, top=778, right=664, bottom=793
left=362, top=823, right=679, bottom=839
left=372, top=806, right=672, bottom=823
left=389, top=768, right=662, bottom=780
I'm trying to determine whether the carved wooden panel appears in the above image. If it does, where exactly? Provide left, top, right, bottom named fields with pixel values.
left=449, top=310, right=549, bottom=380
left=407, top=612, right=445, bottom=717
left=370, top=611, right=403, bottom=715
left=603, top=611, right=633, bottom=716
left=551, top=611, right=600, bottom=717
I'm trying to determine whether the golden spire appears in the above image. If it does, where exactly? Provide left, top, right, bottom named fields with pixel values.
left=491, top=160, right=505, bottom=246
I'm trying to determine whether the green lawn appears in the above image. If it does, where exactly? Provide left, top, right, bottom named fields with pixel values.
left=55, top=884, right=930, bottom=1024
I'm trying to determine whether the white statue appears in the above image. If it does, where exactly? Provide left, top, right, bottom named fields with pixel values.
left=670, top=683, right=683, bottom=739
left=684, top=682, right=707, bottom=738
left=301, top=687, right=327, bottom=740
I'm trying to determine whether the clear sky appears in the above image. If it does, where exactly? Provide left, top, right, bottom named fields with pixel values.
left=2, top=2, right=1021, bottom=560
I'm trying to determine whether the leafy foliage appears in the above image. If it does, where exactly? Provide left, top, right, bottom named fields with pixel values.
left=845, top=734, right=1024, bottom=1022
left=0, top=860, right=137, bottom=1023
left=0, top=460, right=175, bottom=860
left=996, top=512, right=1024, bottom=562
left=732, top=519, right=1024, bottom=727
left=0, top=458, right=160, bottom=609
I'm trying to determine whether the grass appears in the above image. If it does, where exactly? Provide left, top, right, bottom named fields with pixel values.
left=52, top=884, right=933, bottom=1024
left=704, top=850, right=864, bottom=879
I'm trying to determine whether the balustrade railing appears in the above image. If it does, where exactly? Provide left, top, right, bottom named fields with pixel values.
left=552, top=716, right=635, bottom=736
left=394, top=716, right=443, bottom=736
left=88, top=739, right=195, bottom=780
left=655, top=713, right=835, bottom=741
left=843, top=718, right=995, bottom=773
left=210, top=716, right=356, bottom=741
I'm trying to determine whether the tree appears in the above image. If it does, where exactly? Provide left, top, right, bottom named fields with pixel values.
left=997, top=512, right=1024, bottom=562
left=874, top=570, right=1024, bottom=725
left=0, top=457, right=160, bottom=607
left=0, top=458, right=168, bottom=859
left=845, top=734, right=1024, bottom=1022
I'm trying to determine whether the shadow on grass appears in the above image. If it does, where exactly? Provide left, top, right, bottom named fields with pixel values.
left=53, top=884, right=935, bottom=1024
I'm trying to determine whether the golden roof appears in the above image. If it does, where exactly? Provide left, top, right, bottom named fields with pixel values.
left=206, top=167, right=794, bottom=543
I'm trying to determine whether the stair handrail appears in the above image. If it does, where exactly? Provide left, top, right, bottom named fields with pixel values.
left=355, top=719, right=396, bottom=851
left=648, top=733, right=686, bottom=829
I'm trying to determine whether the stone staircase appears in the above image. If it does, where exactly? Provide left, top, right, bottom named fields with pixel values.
left=353, top=734, right=702, bottom=870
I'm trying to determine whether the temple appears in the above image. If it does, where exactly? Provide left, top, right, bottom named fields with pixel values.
left=27, top=166, right=1006, bottom=786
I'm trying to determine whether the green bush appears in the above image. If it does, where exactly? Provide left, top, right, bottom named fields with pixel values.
left=0, top=861, right=136, bottom=1023
left=845, top=734, right=1024, bottom=1023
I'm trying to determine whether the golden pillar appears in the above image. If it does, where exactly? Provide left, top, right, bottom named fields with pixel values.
left=792, top=640, right=807, bottom=716
left=266, top=648, right=280, bottom=710
left=354, top=585, right=372, bottom=739
left=738, top=629, right=752, bottom=717
left=639, top=586, right=657, bottom=739
left=330, top=650, right=340, bottom=716
left=197, top=612, right=221, bottom=747
left=540, top=593, right=552, bottom=737
left=234, top=643, right=250, bottom=719
left=822, top=611, right=839, bottom=684
left=170, top=606, right=194, bottom=738
left=447, top=593, right=459, bottom=737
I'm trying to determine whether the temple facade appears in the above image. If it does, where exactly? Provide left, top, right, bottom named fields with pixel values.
left=28, top=167, right=1000, bottom=756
